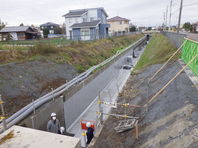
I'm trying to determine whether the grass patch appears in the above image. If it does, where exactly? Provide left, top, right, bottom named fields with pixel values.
left=0, top=34, right=144, bottom=72
left=133, top=33, right=179, bottom=72
left=0, top=38, right=71, bottom=45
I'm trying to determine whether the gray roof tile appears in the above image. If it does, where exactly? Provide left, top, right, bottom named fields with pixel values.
left=63, top=10, right=87, bottom=18
left=70, top=20, right=100, bottom=28
left=0, top=26, right=31, bottom=33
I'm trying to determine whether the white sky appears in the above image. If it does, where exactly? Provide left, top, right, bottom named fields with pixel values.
left=0, top=0, right=197, bottom=27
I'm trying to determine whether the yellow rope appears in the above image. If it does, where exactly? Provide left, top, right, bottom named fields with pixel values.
left=144, top=54, right=198, bottom=107
left=184, top=37, right=198, bottom=44
left=149, top=40, right=186, bottom=82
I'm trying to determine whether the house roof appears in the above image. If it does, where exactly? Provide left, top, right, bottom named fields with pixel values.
left=107, top=16, right=130, bottom=22
left=63, top=10, right=88, bottom=18
left=63, top=7, right=108, bottom=18
left=192, top=22, right=198, bottom=25
left=70, top=20, right=101, bottom=28
left=0, top=26, right=34, bottom=33
left=40, top=22, right=59, bottom=27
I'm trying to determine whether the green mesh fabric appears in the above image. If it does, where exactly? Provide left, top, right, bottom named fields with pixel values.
left=182, top=39, right=198, bottom=76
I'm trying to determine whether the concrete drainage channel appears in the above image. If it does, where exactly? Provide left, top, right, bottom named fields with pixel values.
left=0, top=36, right=147, bottom=138
left=65, top=40, right=148, bottom=147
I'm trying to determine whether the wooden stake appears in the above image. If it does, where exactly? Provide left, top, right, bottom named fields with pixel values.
left=145, top=54, right=198, bottom=107
left=149, top=41, right=186, bottom=82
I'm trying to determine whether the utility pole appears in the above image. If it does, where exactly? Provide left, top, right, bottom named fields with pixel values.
left=166, top=5, right=169, bottom=29
left=169, top=0, right=173, bottom=30
left=177, top=0, right=183, bottom=33
left=163, top=12, right=166, bottom=30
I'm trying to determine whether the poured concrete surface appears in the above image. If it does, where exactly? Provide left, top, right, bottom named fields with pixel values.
left=0, top=126, right=80, bottom=148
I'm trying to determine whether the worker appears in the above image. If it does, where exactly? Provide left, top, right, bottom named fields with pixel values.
left=60, top=127, right=65, bottom=135
left=86, top=122, right=94, bottom=145
left=47, top=112, right=60, bottom=134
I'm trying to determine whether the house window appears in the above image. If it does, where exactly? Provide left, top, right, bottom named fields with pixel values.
left=83, top=18, right=87, bottom=22
left=68, top=18, right=71, bottom=23
left=120, top=21, right=122, bottom=25
left=75, top=18, right=78, bottom=23
left=51, top=26, right=53, bottom=29
left=90, top=17, right=95, bottom=21
left=81, top=29, right=90, bottom=36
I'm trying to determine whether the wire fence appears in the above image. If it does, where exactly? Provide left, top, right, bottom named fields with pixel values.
left=0, top=32, right=139, bottom=46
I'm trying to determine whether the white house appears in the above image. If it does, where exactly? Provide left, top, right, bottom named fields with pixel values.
left=63, top=7, right=109, bottom=40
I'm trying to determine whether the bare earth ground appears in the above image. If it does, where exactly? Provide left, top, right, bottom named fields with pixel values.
left=93, top=61, right=198, bottom=148
left=0, top=59, right=77, bottom=117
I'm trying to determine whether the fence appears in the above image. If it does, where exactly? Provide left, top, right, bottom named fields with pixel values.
left=161, top=31, right=186, bottom=48
left=68, top=32, right=139, bottom=41
left=182, top=38, right=198, bottom=76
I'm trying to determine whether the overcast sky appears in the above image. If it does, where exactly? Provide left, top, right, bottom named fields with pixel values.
left=0, top=0, right=197, bottom=27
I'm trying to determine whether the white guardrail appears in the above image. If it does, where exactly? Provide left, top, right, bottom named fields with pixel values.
left=1, top=36, right=146, bottom=132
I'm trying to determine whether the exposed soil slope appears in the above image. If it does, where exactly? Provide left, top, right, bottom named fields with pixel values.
left=94, top=61, right=198, bottom=148
left=0, top=59, right=77, bottom=117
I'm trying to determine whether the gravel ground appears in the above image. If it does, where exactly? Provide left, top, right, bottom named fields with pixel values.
left=93, top=61, right=198, bottom=148
left=0, top=59, right=77, bottom=117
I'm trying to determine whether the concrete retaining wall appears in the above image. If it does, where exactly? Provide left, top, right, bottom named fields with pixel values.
left=19, top=96, right=65, bottom=131
left=162, top=32, right=186, bottom=48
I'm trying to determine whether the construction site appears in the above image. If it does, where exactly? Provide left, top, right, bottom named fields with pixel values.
left=0, top=32, right=197, bottom=148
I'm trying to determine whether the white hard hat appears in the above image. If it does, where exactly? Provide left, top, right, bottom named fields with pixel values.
left=86, top=122, right=91, bottom=128
left=51, top=112, right=56, bottom=117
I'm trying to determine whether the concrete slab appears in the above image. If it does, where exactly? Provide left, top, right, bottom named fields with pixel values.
left=178, top=59, right=198, bottom=89
left=0, top=126, right=80, bottom=148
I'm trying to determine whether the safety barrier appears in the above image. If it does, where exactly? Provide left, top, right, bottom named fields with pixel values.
left=182, top=38, right=198, bottom=76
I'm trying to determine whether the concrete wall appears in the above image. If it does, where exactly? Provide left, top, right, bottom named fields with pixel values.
left=19, top=96, right=65, bottom=131
left=162, top=31, right=186, bottom=48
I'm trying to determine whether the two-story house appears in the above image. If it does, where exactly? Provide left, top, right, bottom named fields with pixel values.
left=63, top=7, right=109, bottom=40
left=40, top=22, right=60, bottom=38
left=107, top=16, right=130, bottom=36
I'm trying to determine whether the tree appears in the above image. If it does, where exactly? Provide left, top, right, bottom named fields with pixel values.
left=20, top=23, right=24, bottom=26
left=43, top=28, right=49, bottom=38
left=183, top=22, right=193, bottom=32
left=0, top=19, right=5, bottom=30
left=129, top=26, right=137, bottom=32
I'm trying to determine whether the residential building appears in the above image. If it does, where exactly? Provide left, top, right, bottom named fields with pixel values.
left=0, top=26, right=38, bottom=41
left=192, top=22, right=198, bottom=33
left=63, top=7, right=109, bottom=40
left=107, top=16, right=130, bottom=35
left=40, top=22, right=60, bottom=38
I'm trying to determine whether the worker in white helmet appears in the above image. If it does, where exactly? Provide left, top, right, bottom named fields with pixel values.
left=86, top=122, right=94, bottom=145
left=60, top=127, right=65, bottom=135
left=47, top=112, right=60, bottom=134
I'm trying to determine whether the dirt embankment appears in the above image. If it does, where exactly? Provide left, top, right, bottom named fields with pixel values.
left=0, top=59, right=77, bottom=117
left=93, top=61, right=198, bottom=148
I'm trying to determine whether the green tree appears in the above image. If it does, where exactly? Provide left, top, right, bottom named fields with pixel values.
left=43, top=28, right=49, bottom=38
left=129, top=26, right=137, bottom=32
left=183, top=22, right=193, bottom=32
left=0, top=19, right=5, bottom=30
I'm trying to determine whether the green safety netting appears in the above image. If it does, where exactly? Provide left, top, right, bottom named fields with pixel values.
left=182, top=38, right=198, bottom=76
